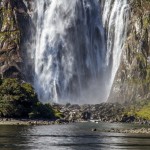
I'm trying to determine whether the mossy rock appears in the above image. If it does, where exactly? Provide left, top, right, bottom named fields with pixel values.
left=143, top=16, right=150, bottom=28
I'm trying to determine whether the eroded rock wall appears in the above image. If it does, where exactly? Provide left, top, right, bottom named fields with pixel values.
left=0, top=0, right=149, bottom=104
left=109, top=0, right=150, bottom=103
left=0, top=0, right=33, bottom=79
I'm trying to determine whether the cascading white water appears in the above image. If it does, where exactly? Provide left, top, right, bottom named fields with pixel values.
left=31, top=0, right=129, bottom=103
left=101, top=0, right=129, bottom=98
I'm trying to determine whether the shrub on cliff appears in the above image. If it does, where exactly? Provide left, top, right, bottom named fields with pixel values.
left=0, top=78, right=54, bottom=119
left=29, top=102, right=55, bottom=119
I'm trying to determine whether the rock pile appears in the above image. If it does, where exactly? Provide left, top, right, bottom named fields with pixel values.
left=52, top=103, right=124, bottom=123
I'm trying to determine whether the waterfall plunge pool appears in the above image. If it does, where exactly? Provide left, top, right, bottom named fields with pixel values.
left=0, top=122, right=150, bottom=150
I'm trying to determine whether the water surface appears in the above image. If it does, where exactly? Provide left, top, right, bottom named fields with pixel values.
left=0, top=122, right=150, bottom=150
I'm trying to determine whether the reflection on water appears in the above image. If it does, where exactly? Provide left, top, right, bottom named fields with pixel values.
left=0, top=122, right=150, bottom=150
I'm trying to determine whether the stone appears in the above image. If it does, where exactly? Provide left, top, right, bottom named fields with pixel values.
left=92, top=128, right=97, bottom=131
left=121, top=115, right=135, bottom=123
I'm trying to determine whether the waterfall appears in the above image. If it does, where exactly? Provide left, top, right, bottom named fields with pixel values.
left=101, top=0, right=129, bottom=98
left=30, top=0, right=129, bottom=104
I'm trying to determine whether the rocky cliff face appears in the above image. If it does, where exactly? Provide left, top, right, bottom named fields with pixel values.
left=0, top=0, right=149, bottom=104
left=0, top=0, right=33, bottom=79
left=109, top=0, right=150, bottom=103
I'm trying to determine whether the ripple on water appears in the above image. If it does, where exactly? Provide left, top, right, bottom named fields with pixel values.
left=0, top=122, right=150, bottom=150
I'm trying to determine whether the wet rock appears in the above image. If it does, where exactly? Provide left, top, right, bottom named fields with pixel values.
left=92, top=128, right=97, bottom=131
left=108, top=1, right=150, bottom=103
left=53, top=102, right=126, bottom=123
left=82, top=111, right=91, bottom=120
left=121, top=115, right=135, bottom=123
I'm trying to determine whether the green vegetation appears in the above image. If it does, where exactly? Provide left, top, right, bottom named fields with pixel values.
left=28, top=102, right=55, bottom=119
left=53, top=109, right=64, bottom=119
left=0, top=78, right=56, bottom=119
left=124, top=99, right=150, bottom=120
left=136, top=102, right=150, bottom=120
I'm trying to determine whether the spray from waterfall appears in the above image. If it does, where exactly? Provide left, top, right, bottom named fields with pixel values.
left=29, top=0, right=129, bottom=104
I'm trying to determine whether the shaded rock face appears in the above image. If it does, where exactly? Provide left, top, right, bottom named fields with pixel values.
left=109, top=0, right=150, bottom=103
left=0, top=0, right=33, bottom=79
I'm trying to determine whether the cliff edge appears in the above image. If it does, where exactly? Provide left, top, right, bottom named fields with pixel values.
left=109, top=0, right=150, bottom=103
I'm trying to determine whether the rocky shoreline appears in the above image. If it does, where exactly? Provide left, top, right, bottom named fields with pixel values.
left=52, top=103, right=150, bottom=124
left=1, top=102, right=149, bottom=125
left=105, top=127, right=150, bottom=134
left=1, top=102, right=150, bottom=135
left=52, top=103, right=124, bottom=122
left=0, top=118, right=69, bottom=126
left=1, top=118, right=150, bottom=135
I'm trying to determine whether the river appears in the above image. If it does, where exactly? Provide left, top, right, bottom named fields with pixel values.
left=0, top=122, right=150, bottom=150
